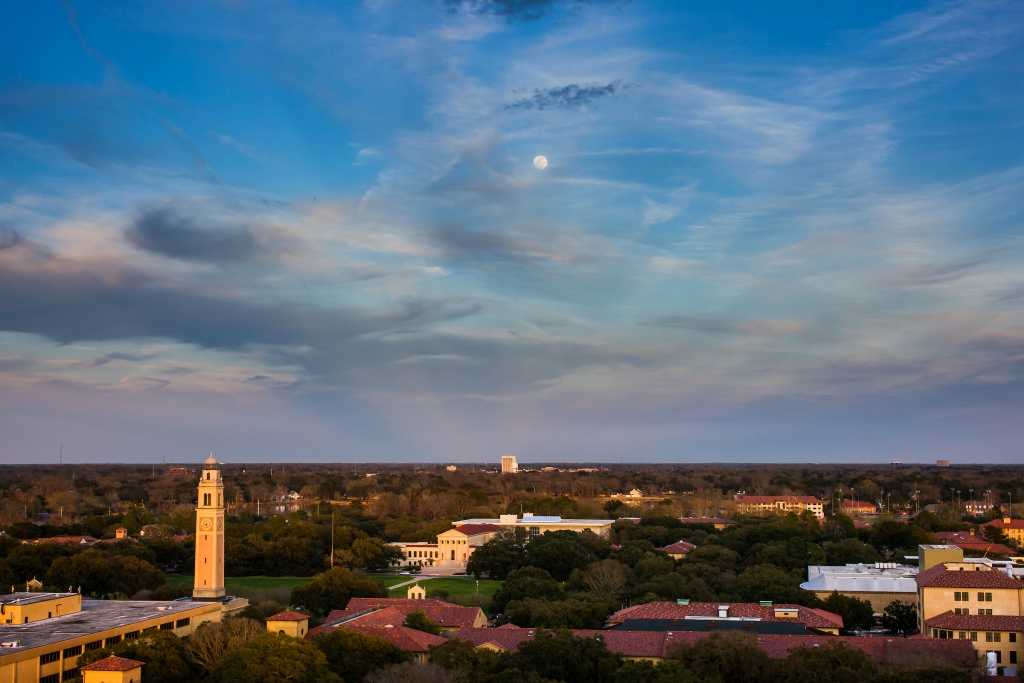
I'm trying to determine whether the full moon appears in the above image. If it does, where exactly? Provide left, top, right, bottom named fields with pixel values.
left=533, top=155, right=548, bottom=169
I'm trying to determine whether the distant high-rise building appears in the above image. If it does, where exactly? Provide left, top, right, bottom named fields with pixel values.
left=501, top=455, right=518, bottom=474
left=936, top=459, right=950, bottom=467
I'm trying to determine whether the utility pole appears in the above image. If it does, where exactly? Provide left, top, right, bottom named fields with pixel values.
left=330, top=512, right=335, bottom=569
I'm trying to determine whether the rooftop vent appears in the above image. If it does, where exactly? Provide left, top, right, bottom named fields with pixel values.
left=759, top=601, right=772, bottom=607
left=156, top=606, right=172, bottom=611
left=1, top=641, right=20, bottom=648
left=677, top=599, right=690, bottom=606
left=718, top=605, right=729, bottom=618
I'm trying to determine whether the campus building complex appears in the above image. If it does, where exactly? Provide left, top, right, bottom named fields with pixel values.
left=734, top=496, right=825, bottom=519
left=0, top=455, right=244, bottom=683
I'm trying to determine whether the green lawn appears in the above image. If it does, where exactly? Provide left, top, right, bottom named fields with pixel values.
left=165, top=575, right=316, bottom=591
left=387, top=577, right=502, bottom=598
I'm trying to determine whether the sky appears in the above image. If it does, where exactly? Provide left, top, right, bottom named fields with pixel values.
left=0, top=0, right=1023, bottom=464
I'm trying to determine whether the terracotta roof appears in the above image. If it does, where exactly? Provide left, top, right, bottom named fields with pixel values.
left=915, top=564, right=1021, bottom=589
left=736, top=496, right=822, bottom=504
left=266, top=611, right=309, bottom=622
left=307, top=624, right=446, bottom=652
left=451, top=629, right=976, bottom=667
left=606, top=602, right=843, bottom=629
left=447, top=524, right=504, bottom=536
left=29, top=535, right=98, bottom=545
left=80, top=656, right=145, bottom=672
left=926, top=611, right=1024, bottom=631
left=984, top=518, right=1024, bottom=530
left=326, top=599, right=485, bottom=628
left=934, top=532, right=1014, bottom=555
left=661, top=542, right=696, bottom=555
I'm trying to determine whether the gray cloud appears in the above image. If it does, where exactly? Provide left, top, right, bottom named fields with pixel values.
left=127, top=208, right=262, bottom=263
left=0, top=227, right=20, bottom=251
left=447, top=0, right=617, bottom=21
left=645, top=315, right=805, bottom=338
left=506, top=81, right=624, bottom=110
left=432, top=223, right=540, bottom=261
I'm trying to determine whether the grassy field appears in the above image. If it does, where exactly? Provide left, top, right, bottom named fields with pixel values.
left=165, top=575, right=316, bottom=591
left=386, top=576, right=501, bottom=598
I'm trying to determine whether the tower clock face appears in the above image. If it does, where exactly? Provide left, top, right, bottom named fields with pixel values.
left=200, top=517, right=213, bottom=531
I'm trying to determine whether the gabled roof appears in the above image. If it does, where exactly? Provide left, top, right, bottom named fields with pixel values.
left=445, top=524, right=504, bottom=536
left=926, top=611, right=1024, bottom=631
left=605, top=602, right=843, bottom=629
left=308, top=624, right=447, bottom=652
left=326, top=599, right=485, bottom=629
left=80, top=656, right=145, bottom=672
left=266, top=611, right=309, bottom=622
left=660, top=542, right=696, bottom=555
left=915, top=564, right=1021, bottom=589
left=984, top=518, right=1024, bottom=530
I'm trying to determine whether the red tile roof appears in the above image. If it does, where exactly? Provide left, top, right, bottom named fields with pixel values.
left=926, top=611, right=1024, bottom=631
left=915, top=564, right=1021, bottom=589
left=266, top=611, right=309, bottom=622
left=448, top=524, right=504, bottom=536
left=451, top=628, right=975, bottom=667
left=308, top=624, right=447, bottom=652
left=984, top=518, right=1024, bottom=530
left=934, top=532, right=1015, bottom=555
left=606, top=602, right=843, bottom=629
left=29, top=535, right=98, bottom=545
left=661, top=542, right=696, bottom=555
left=326, top=599, right=485, bottom=629
left=80, top=656, right=145, bottom=672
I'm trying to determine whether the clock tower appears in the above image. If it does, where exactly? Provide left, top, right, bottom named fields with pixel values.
left=193, top=453, right=225, bottom=600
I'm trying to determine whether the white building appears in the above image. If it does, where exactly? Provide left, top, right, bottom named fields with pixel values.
left=455, top=513, right=615, bottom=539
left=501, top=455, right=518, bottom=474
left=800, top=563, right=918, bottom=612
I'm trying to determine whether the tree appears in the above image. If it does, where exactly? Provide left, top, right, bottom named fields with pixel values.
left=466, top=531, right=527, bottom=580
left=823, top=539, right=881, bottom=566
left=823, top=591, right=875, bottom=632
left=527, top=539, right=591, bottom=581
left=504, top=630, right=621, bottom=683
left=669, top=632, right=779, bottom=683
left=428, top=638, right=500, bottom=683
left=582, top=559, right=630, bottom=601
left=314, top=628, right=412, bottom=682
left=872, top=667, right=971, bottom=683
left=881, top=600, right=918, bottom=635
left=185, top=618, right=265, bottom=674
left=501, top=596, right=614, bottom=629
left=75, top=631, right=194, bottom=683
left=403, top=610, right=443, bottom=635
left=982, top=524, right=1011, bottom=546
left=614, top=660, right=700, bottom=683
left=779, top=642, right=877, bottom=683
left=491, top=567, right=565, bottom=615
left=290, top=568, right=388, bottom=618
left=43, top=550, right=164, bottom=597
left=730, top=564, right=821, bottom=607
left=366, top=662, right=455, bottom=683
left=211, top=632, right=340, bottom=683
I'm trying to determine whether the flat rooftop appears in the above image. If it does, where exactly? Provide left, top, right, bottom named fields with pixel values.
left=0, top=592, right=77, bottom=607
left=0, top=600, right=216, bottom=656
left=456, top=517, right=615, bottom=526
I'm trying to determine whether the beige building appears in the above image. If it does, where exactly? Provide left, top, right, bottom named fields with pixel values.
left=266, top=611, right=309, bottom=638
left=984, top=518, right=1024, bottom=545
left=392, top=542, right=441, bottom=568
left=501, top=456, right=518, bottom=474
left=801, top=563, right=918, bottom=612
left=456, top=513, right=616, bottom=540
left=734, top=496, right=825, bottom=519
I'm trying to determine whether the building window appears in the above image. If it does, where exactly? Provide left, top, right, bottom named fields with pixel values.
left=955, top=592, right=965, bottom=601
left=1011, top=633, right=1017, bottom=643
left=971, top=632, right=978, bottom=641
left=1012, top=651, right=1018, bottom=664
left=176, top=618, right=191, bottom=628
left=160, top=622, right=174, bottom=630
left=529, top=526, right=540, bottom=537
left=105, top=635, right=121, bottom=647
left=40, top=674, right=60, bottom=683
left=979, top=592, right=993, bottom=602
left=980, top=609, right=993, bottom=615
left=987, top=633, right=995, bottom=642
left=84, top=641, right=102, bottom=651
left=959, top=632, right=967, bottom=639
left=62, top=668, right=79, bottom=681
left=62, top=645, right=82, bottom=658
left=40, top=651, right=60, bottom=665
left=125, top=631, right=140, bottom=640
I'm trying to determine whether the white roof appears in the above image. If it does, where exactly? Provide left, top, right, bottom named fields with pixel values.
left=802, top=563, right=918, bottom=594
left=455, top=517, right=614, bottom=526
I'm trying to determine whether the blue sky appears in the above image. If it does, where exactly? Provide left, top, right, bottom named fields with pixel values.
left=1, top=0, right=1022, bottom=464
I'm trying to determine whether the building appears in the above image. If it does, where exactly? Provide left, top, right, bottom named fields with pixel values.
left=964, top=501, right=995, bottom=517
left=309, top=598, right=487, bottom=637
left=452, top=626, right=975, bottom=669
left=937, top=460, right=950, bottom=467
left=407, top=584, right=426, bottom=600
left=660, top=542, right=695, bottom=559
left=801, top=564, right=918, bottom=612
left=500, top=455, right=518, bottom=474
left=194, top=453, right=225, bottom=600
left=0, top=593, right=222, bottom=682
left=455, top=513, right=616, bottom=539
left=446, top=465, right=457, bottom=472
left=934, top=531, right=1014, bottom=557
left=984, top=518, right=1024, bottom=545
left=266, top=611, right=309, bottom=638
left=80, top=655, right=144, bottom=683
left=924, top=613, right=1023, bottom=668
left=391, top=542, right=441, bottom=568
left=840, top=501, right=878, bottom=516
left=734, top=496, right=825, bottom=519
left=606, top=601, right=844, bottom=635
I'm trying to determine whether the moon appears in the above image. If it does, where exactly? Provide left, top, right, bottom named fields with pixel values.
left=533, top=155, right=548, bottom=169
